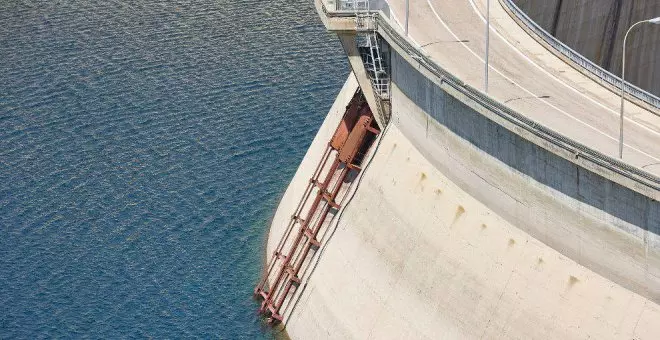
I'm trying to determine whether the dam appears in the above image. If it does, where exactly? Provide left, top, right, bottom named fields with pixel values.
left=255, top=0, right=660, bottom=338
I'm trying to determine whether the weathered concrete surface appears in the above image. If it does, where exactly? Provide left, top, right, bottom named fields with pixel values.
left=513, top=0, right=660, bottom=97
left=267, top=72, right=660, bottom=339
left=263, top=1, right=660, bottom=338
left=314, top=0, right=377, bottom=32
left=390, top=48, right=660, bottom=303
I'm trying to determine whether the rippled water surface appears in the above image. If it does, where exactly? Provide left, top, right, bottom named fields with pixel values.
left=0, top=0, right=347, bottom=337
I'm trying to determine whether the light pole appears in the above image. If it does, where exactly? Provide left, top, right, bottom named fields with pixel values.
left=485, top=0, right=490, bottom=93
left=405, top=0, right=409, bottom=36
left=619, top=16, right=660, bottom=159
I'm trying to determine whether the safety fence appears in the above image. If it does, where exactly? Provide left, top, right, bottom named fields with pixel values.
left=500, top=0, right=660, bottom=110
left=318, top=0, right=660, bottom=192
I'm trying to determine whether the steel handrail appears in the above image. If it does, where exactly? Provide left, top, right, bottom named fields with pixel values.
left=317, top=0, right=660, bottom=192
left=500, top=0, right=660, bottom=110
left=377, top=15, right=660, bottom=191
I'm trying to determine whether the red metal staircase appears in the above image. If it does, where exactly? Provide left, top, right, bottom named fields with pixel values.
left=254, top=91, right=380, bottom=323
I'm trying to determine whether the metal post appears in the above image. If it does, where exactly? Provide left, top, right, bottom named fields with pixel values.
left=485, top=0, right=490, bottom=93
left=405, top=0, right=409, bottom=36
left=619, top=17, right=660, bottom=159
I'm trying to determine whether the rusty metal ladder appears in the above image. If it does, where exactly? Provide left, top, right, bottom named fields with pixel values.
left=254, top=92, right=380, bottom=324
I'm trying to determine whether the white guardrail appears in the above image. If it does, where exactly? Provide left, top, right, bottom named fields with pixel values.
left=500, top=0, right=660, bottom=110
left=316, top=0, right=660, bottom=192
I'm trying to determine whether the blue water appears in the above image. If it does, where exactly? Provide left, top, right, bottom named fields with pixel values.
left=0, top=0, right=347, bottom=338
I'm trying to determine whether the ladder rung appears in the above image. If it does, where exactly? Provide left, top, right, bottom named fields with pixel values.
left=268, top=314, right=283, bottom=324
left=347, top=163, right=363, bottom=171
left=367, top=126, right=380, bottom=134
left=321, top=191, right=340, bottom=209
left=285, top=266, right=301, bottom=283
left=290, top=275, right=301, bottom=284
left=293, top=215, right=306, bottom=224
left=267, top=305, right=283, bottom=321
left=304, top=228, right=321, bottom=247
left=274, top=251, right=287, bottom=261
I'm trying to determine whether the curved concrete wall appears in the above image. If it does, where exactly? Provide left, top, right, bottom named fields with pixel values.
left=265, top=46, right=660, bottom=340
left=390, top=48, right=660, bottom=302
left=513, top=0, right=660, bottom=96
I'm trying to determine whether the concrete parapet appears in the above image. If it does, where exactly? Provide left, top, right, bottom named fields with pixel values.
left=511, top=0, right=660, bottom=98
left=500, top=0, right=660, bottom=112
left=373, top=13, right=660, bottom=199
left=313, top=0, right=372, bottom=33
left=390, top=48, right=660, bottom=303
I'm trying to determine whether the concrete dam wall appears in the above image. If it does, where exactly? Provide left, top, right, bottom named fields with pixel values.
left=513, top=0, right=660, bottom=96
left=256, top=1, right=660, bottom=338
left=263, top=56, right=660, bottom=340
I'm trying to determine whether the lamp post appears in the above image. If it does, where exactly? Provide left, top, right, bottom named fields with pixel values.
left=485, top=0, right=490, bottom=93
left=619, top=16, right=660, bottom=159
left=405, top=0, right=409, bottom=36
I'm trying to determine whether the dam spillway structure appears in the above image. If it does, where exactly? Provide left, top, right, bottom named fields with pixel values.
left=255, top=0, right=660, bottom=338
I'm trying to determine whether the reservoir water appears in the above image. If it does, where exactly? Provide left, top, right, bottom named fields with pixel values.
left=0, top=0, right=347, bottom=337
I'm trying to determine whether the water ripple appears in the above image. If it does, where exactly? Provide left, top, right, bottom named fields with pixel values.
left=0, top=0, right=347, bottom=338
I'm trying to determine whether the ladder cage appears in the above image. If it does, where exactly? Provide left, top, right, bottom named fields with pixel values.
left=358, top=33, right=390, bottom=99
left=339, top=0, right=391, bottom=100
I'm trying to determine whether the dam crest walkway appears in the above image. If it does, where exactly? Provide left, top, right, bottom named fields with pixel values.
left=380, top=0, right=660, bottom=177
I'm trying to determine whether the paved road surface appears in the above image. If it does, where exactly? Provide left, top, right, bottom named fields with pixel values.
left=384, top=0, right=660, bottom=177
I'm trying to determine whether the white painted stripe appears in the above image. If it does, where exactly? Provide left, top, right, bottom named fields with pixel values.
left=418, top=0, right=660, bottom=162
left=383, top=0, right=422, bottom=47
left=465, top=0, right=660, bottom=136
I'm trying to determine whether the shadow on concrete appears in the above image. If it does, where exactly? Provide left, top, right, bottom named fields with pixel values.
left=393, top=51, right=659, bottom=238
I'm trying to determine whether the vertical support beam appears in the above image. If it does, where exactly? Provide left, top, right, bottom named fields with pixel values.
left=485, top=0, right=490, bottom=94
left=405, top=0, right=409, bottom=36
left=338, top=33, right=387, bottom=129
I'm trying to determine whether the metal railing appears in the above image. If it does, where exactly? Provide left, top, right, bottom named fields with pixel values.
left=337, top=0, right=369, bottom=11
left=316, top=0, right=660, bottom=191
left=500, top=0, right=660, bottom=110
left=377, top=15, right=660, bottom=190
left=359, top=33, right=391, bottom=99
left=338, top=0, right=391, bottom=99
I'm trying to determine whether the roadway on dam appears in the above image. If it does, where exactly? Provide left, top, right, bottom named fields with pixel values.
left=384, top=0, right=660, bottom=177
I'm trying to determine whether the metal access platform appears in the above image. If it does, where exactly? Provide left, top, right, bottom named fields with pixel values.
left=254, top=91, right=380, bottom=324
